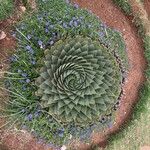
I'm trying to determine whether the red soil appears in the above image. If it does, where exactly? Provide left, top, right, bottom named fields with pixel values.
left=0, top=0, right=147, bottom=150
left=144, top=0, right=150, bottom=19
left=0, top=131, right=53, bottom=150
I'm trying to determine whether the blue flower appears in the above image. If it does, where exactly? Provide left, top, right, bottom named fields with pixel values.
left=34, top=110, right=41, bottom=118
left=21, top=73, right=28, bottom=77
left=62, top=22, right=68, bottom=28
left=80, top=128, right=92, bottom=140
left=26, top=45, right=32, bottom=51
left=37, top=139, right=44, bottom=144
left=57, top=128, right=64, bottom=138
left=69, top=20, right=73, bottom=27
left=31, top=60, right=36, bottom=65
left=38, top=40, right=44, bottom=49
left=49, top=40, right=54, bottom=45
left=26, top=79, right=30, bottom=83
left=98, top=32, right=105, bottom=38
left=74, top=3, right=79, bottom=8
left=45, top=28, right=49, bottom=33
left=12, top=33, right=16, bottom=37
left=28, top=49, right=34, bottom=54
left=108, top=121, right=113, bottom=128
left=38, top=40, right=43, bottom=46
left=27, top=114, right=33, bottom=121
left=72, top=17, right=76, bottom=20
left=27, top=34, right=31, bottom=39
left=10, top=55, right=17, bottom=62
left=73, top=21, right=78, bottom=27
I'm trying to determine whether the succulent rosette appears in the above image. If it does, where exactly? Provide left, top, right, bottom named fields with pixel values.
left=36, top=36, right=122, bottom=126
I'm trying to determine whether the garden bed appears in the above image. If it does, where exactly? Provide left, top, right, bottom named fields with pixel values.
left=0, top=0, right=148, bottom=150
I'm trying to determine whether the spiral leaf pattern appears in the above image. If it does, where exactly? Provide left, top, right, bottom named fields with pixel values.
left=36, top=36, right=122, bottom=125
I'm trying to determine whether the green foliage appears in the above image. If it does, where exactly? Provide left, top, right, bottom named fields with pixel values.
left=132, top=15, right=146, bottom=37
left=144, top=36, right=150, bottom=78
left=36, top=36, right=121, bottom=125
left=0, top=0, right=14, bottom=20
left=113, top=0, right=132, bottom=15
left=144, top=36, right=150, bottom=63
left=22, top=0, right=28, bottom=7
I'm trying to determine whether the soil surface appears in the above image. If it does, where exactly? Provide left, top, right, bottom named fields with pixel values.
left=0, top=0, right=147, bottom=150
left=140, top=146, right=150, bottom=150
left=144, top=0, right=150, bottom=19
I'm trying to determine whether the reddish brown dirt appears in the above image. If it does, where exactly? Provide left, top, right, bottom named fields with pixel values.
left=71, top=0, right=147, bottom=149
left=0, top=0, right=147, bottom=150
left=0, top=131, right=53, bottom=150
left=144, top=0, right=150, bottom=19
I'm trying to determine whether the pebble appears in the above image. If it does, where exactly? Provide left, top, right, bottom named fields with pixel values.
left=0, top=31, right=6, bottom=40
left=61, top=145, right=67, bottom=150
left=19, top=6, right=26, bottom=12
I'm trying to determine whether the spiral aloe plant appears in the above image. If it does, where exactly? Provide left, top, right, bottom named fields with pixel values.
left=36, top=36, right=122, bottom=126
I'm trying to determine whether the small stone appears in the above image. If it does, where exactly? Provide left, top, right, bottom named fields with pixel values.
left=19, top=6, right=26, bottom=12
left=61, top=145, right=67, bottom=150
left=0, top=64, right=3, bottom=69
left=69, top=134, right=72, bottom=139
left=0, top=31, right=6, bottom=40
